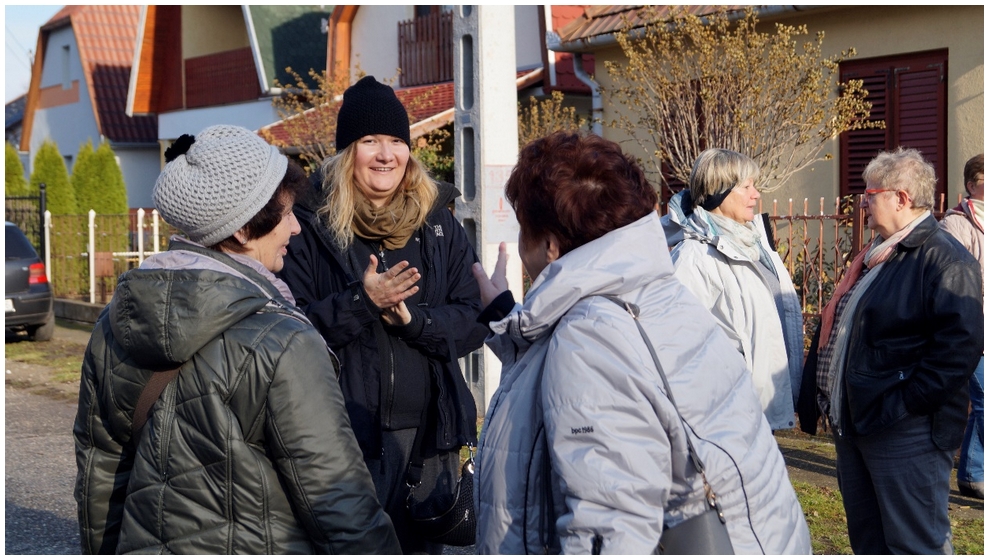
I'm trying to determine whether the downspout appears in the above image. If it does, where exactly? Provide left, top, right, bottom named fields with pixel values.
left=570, top=53, right=601, bottom=136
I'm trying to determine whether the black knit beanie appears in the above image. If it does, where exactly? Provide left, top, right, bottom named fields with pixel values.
left=335, top=76, right=411, bottom=152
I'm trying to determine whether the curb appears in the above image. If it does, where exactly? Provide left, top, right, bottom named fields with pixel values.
left=54, top=298, right=105, bottom=325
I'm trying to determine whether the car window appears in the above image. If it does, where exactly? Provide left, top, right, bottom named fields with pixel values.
left=5, top=225, right=39, bottom=259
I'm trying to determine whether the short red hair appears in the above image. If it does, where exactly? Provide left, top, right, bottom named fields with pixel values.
left=505, top=132, right=658, bottom=255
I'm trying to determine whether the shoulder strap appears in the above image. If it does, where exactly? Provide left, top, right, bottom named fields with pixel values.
left=132, top=367, right=180, bottom=442
left=601, top=295, right=726, bottom=520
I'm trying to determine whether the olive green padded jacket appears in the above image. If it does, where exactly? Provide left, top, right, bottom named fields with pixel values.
left=73, top=241, right=401, bottom=554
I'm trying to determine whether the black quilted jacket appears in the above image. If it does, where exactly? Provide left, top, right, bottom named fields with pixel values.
left=73, top=241, right=400, bottom=554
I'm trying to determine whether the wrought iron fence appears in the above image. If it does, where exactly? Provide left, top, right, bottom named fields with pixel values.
left=5, top=185, right=47, bottom=255
left=764, top=193, right=958, bottom=347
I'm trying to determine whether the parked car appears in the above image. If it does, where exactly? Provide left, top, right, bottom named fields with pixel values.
left=5, top=222, right=54, bottom=341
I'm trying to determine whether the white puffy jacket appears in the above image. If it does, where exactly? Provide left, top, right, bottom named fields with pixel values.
left=475, top=212, right=811, bottom=554
left=662, top=191, right=804, bottom=430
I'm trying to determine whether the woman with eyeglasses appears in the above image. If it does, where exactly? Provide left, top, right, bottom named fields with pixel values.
left=662, top=148, right=804, bottom=431
left=797, top=147, right=983, bottom=554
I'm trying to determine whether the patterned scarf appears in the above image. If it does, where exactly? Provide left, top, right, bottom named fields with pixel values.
left=817, top=211, right=930, bottom=352
left=352, top=190, right=422, bottom=250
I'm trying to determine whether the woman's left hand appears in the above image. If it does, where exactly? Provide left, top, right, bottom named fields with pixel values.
left=472, top=242, right=510, bottom=309
left=381, top=301, right=412, bottom=326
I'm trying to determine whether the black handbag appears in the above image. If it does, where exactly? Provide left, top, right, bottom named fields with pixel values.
left=603, top=295, right=735, bottom=556
left=405, top=396, right=476, bottom=547
left=406, top=445, right=476, bottom=546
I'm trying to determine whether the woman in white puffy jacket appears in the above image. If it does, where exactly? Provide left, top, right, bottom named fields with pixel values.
left=470, top=132, right=810, bottom=554
left=661, top=149, right=804, bottom=430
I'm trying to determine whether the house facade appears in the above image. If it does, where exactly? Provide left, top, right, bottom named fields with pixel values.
left=20, top=6, right=159, bottom=209
left=320, top=5, right=593, bottom=138
left=552, top=5, right=984, bottom=206
left=127, top=5, right=331, bottom=196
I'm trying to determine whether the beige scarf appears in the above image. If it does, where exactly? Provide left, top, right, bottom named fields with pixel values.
left=352, top=191, right=422, bottom=250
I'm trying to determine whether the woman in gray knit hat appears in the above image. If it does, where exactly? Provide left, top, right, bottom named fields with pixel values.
left=279, top=76, right=487, bottom=554
left=73, top=124, right=400, bottom=554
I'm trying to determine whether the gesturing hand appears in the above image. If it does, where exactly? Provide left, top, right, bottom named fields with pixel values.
left=363, top=255, right=420, bottom=309
left=471, top=241, right=510, bottom=309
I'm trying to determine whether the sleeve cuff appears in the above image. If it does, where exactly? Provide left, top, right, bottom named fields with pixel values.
left=477, top=290, right=516, bottom=326
left=384, top=305, right=426, bottom=340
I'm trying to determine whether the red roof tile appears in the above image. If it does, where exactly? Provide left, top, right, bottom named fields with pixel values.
left=44, top=6, right=156, bottom=143
left=557, top=6, right=747, bottom=45
left=549, top=6, right=594, bottom=94
left=262, top=70, right=539, bottom=149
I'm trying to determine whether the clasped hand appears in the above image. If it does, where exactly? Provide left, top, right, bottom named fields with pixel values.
left=363, top=255, right=419, bottom=326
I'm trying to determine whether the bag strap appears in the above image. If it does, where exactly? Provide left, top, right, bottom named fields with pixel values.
left=132, top=367, right=180, bottom=442
left=601, top=295, right=726, bottom=522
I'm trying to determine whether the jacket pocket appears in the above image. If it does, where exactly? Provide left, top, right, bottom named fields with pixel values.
left=845, top=366, right=912, bottom=436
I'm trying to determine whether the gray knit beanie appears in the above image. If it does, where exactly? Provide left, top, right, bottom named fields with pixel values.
left=153, top=125, right=288, bottom=246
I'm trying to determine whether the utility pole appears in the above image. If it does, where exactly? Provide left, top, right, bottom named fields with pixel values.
left=453, top=6, right=523, bottom=415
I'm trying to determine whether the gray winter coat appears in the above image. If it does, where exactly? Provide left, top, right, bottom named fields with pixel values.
left=73, top=240, right=400, bottom=554
left=662, top=191, right=804, bottom=430
left=475, top=213, right=811, bottom=554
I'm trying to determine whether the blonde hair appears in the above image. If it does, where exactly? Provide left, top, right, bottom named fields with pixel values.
left=862, top=147, right=936, bottom=210
left=688, top=148, right=760, bottom=208
left=318, top=143, right=438, bottom=250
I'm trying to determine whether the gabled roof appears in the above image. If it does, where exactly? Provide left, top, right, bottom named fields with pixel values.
left=6, top=95, right=27, bottom=130
left=552, top=5, right=820, bottom=52
left=260, top=69, right=543, bottom=149
left=24, top=5, right=157, bottom=146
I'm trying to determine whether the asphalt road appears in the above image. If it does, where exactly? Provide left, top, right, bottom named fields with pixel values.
left=5, top=386, right=81, bottom=554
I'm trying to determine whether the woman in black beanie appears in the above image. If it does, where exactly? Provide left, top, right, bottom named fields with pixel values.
left=278, top=76, right=487, bottom=554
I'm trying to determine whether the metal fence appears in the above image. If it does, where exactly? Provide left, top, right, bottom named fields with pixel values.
left=764, top=193, right=958, bottom=342
left=31, top=193, right=964, bottom=313
left=5, top=185, right=47, bottom=255
left=43, top=209, right=180, bottom=304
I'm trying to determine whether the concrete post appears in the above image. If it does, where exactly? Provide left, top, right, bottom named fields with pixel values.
left=453, top=5, right=523, bottom=415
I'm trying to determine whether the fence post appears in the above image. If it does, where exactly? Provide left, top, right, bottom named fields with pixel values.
left=137, top=208, right=146, bottom=265
left=89, top=210, right=96, bottom=304
left=44, top=210, right=52, bottom=282
left=152, top=209, right=161, bottom=253
left=38, top=183, right=47, bottom=259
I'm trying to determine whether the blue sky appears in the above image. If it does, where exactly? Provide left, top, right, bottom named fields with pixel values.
left=5, top=5, right=62, bottom=104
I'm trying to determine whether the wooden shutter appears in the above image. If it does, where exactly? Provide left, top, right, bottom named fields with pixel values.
left=839, top=50, right=947, bottom=199
left=894, top=62, right=947, bottom=202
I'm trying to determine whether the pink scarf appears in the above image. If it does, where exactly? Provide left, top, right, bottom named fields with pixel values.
left=818, top=211, right=930, bottom=350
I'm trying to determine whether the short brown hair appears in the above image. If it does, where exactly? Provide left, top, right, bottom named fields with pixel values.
left=210, top=160, right=309, bottom=254
left=505, top=132, right=658, bottom=256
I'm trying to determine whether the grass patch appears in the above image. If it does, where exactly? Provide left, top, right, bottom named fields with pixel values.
left=792, top=480, right=852, bottom=554
left=953, top=516, right=985, bottom=555
left=5, top=336, right=87, bottom=386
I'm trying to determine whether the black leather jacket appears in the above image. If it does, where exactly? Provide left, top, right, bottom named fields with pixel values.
left=799, top=215, right=983, bottom=449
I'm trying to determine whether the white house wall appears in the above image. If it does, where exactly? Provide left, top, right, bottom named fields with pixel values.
left=157, top=99, right=281, bottom=140
left=514, top=5, right=542, bottom=70
left=349, top=5, right=411, bottom=83
left=28, top=26, right=99, bottom=174
left=113, top=146, right=161, bottom=209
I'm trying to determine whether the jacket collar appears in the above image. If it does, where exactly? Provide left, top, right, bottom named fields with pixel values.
left=496, top=212, right=674, bottom=343
left=897, top=213, right=939, bottom=249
